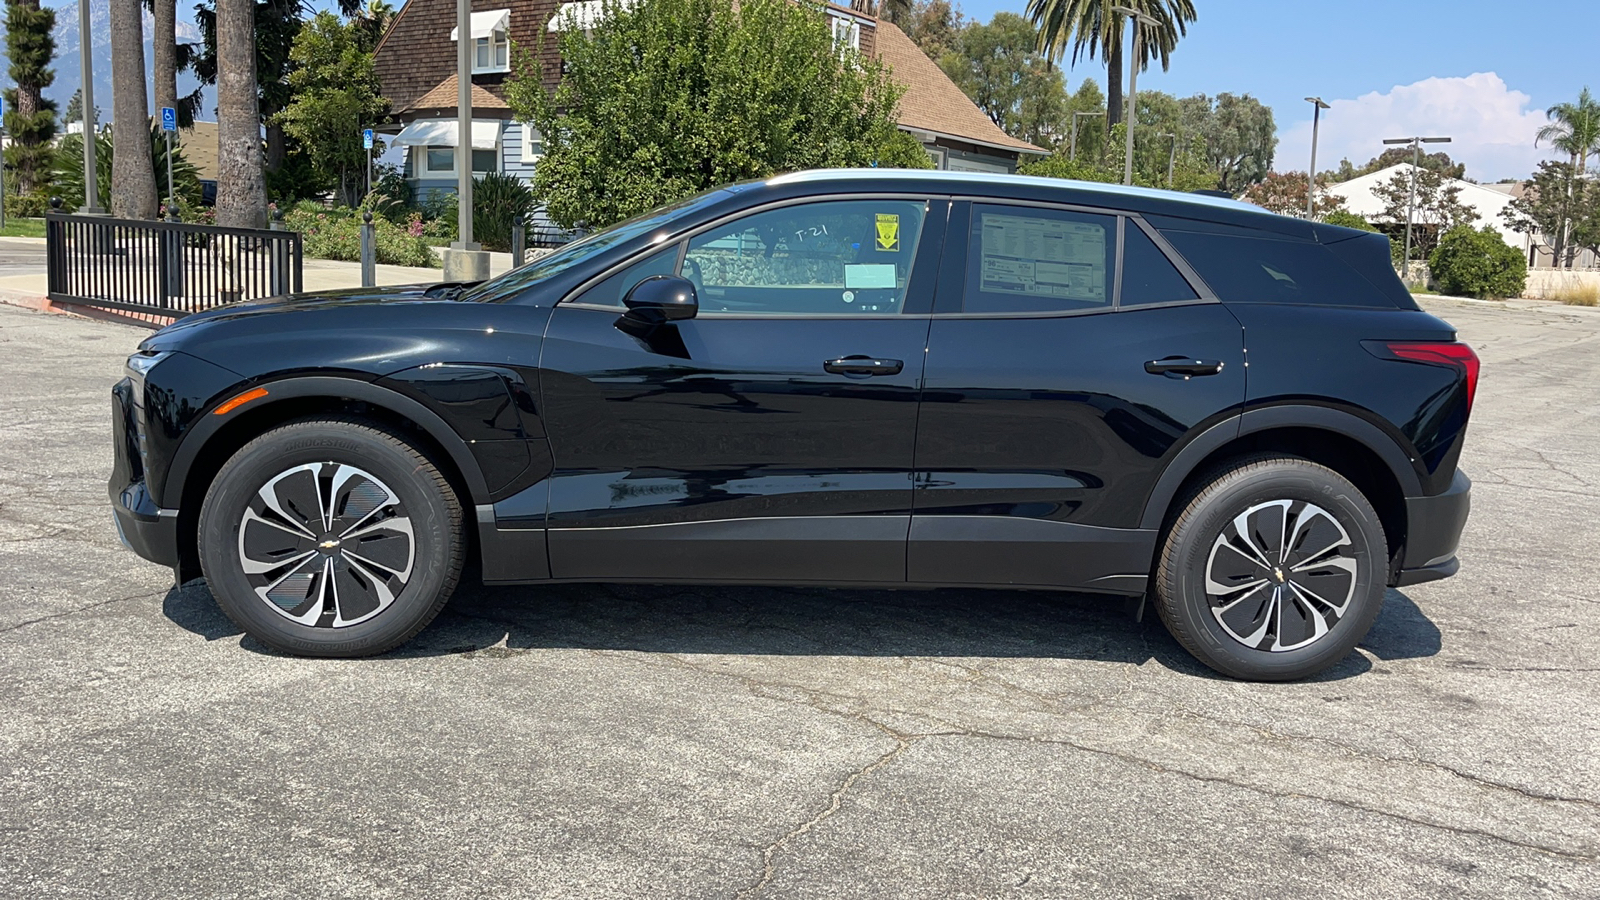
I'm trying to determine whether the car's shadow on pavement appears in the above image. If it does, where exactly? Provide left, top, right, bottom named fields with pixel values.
left=161, top=577, right=1442, bottom=681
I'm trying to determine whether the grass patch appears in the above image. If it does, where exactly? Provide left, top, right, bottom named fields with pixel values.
left=0, top=218, right=46, bottom=238
left=1548, top=280, right=1600, bottom=307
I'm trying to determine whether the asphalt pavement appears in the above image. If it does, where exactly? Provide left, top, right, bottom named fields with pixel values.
left=0, top=297, right=1597, bottom=899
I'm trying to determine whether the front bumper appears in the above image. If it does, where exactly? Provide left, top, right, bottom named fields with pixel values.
left=110, top=379, right=182, bottom=575
left=1394, top=468, right=1471, bottom=587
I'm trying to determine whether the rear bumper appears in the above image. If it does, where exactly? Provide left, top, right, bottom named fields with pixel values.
left=1394, top=469, right=1470, bottom=587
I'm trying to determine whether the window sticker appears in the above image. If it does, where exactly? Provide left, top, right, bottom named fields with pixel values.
left=875, top=214, right=900, bottom=251
left=978, top=213, right=1106, bottom=301
left=844, top=264, right=897, bottom=289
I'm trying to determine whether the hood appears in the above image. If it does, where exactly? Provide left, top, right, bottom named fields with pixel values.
left=138, top=281, right=480, bottom=351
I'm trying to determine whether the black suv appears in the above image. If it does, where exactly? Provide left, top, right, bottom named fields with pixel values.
left=111, top=170, right=1473, bottom=680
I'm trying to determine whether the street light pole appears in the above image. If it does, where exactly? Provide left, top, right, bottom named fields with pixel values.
left=1382, top=135, right=1452, bottom=282
left=1305, top=97, right=1330, bottom=219
left=1070, top=111, right=1103, bottom=161
left=1111, top=7, right=1158, bottom=187
left=78, top=0, right=104, bottom=214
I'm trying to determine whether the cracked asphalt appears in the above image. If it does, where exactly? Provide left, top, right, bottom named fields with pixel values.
left=1, top=297, right=1598, bottom=899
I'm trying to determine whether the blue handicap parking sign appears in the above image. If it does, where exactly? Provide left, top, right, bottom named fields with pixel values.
left=161, top=107, right=177, bottom=132
left=362, top=128, right=374, bottom=149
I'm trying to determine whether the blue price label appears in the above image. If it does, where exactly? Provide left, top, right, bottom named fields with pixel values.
left=362, top=128, right=374, bottom=149
left=161, top=107, right=177, bottom=132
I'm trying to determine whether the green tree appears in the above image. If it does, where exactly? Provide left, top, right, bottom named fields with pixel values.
left=2, top=0, right=58, bottom=198
left=1430, top=226, right=1527, bottom=299
left=883, top=0, right=964, bottom=59
left=1501, top=160, right=1598, bottom=268
left=1185, top=92, right=1275, bottom=193
left=1021, top=121, right=1215, bottom=191
left=1024, top=0, right=1195, bottom=128
left=938, top=12, right=1068, bottom=147
left=1373, top=165, right=1479, bottom=261
left=506, top=0, right=931, bottom=230
left=1537, top=87, right=1600, bottom=176
left=62, top=87, right=98, bottom=126
left=1238, top=170, right=1348, bottom=218
left=1061, top=77, right=1107, bottom=158
left=273, top=11, right=392, bottom=206
left=1321, top=209, right=1376, bottom=232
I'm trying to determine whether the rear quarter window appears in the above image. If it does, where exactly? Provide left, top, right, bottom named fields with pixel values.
left=1158, top=229, right=1401, bottom=308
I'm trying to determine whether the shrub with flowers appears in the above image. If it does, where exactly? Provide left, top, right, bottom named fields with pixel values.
left=282, top=201, right=439, bottom=268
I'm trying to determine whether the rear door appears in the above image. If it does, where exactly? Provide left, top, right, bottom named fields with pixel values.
left=909, top=200, right=1247, bottom=593
left=537, top=196, right=946, bottom=583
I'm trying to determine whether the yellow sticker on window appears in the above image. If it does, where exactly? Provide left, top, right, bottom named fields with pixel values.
left=875, top=214, right=900, bottom=252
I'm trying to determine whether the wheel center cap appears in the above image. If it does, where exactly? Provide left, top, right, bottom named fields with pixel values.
left=1270, top=566, right=1287, bottom=584
left=318, top=537, right=341, bottom=552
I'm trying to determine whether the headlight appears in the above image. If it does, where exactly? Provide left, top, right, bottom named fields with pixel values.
left=126, top=350, right=171, bottom=378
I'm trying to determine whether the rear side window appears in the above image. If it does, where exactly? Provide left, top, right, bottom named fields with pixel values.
left=964, top=204, right=1116, bottom=313
left=1120, top=223, right=1200, bottom=306
left=1159, top=230, right=1399, bottom=308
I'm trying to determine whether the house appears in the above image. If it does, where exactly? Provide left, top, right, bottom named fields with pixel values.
left=371, top=0, right=1045, bottom=201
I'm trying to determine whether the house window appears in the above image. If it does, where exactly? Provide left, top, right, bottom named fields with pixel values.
left=474, top=32, right=510, bottom=73
left=424, top=147, right=455, bottom=175
left=416, top=146, right=498, bottom=176
left=520, top=125, right=544, bottom=164
left=829, top=15, right=861, bottom=52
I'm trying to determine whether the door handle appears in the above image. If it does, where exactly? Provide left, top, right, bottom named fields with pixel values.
left=1145, top=357, right=1224, bottom=379
left=824, top=356, right=904, bottom=376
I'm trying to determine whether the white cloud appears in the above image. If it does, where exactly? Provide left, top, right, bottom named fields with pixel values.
left=1279, top=72, right=1560, bottom=182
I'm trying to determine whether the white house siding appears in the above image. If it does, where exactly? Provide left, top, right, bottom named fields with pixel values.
left=1326, top=164, right=1526, bottom=253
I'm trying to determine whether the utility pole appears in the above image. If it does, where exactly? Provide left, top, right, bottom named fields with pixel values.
left=442, top=1, right=488, bottom=281
left=1382, top=135, right=1452, bottom=283
left=1111, top=6, right=1158, bottom=186
left=1305, top=97, right=1330, bottom=218
left=78, top=0, right=104, bottom=215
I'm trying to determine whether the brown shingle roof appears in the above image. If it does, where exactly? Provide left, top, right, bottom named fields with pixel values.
left=873, top=20, right=1045, bottom=156
left=402, top=74, right=511, bottom=115
left=374, top=0, right=561, bottom=114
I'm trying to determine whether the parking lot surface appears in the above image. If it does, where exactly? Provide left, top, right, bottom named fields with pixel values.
left=1, top=297, right=1597, bottom=898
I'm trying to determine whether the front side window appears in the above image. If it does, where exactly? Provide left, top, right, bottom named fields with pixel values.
left=682, top=199, right=926, bottom=314
left=964, top=204, right=1116, bottom=313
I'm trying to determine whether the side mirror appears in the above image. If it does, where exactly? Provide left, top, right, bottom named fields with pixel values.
left=623, top=275, right=698, bottom=324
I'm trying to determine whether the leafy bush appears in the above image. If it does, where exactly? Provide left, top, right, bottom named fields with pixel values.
left=53, top=123, right=202, bottom=212
left=282, top=202, right=439, bottom=268
left=4, top=190, right=51, bottom=218
left=1321, top=210, right=1376, bottom=232
left=1429, top=226, right=1527, bottom=299
left=471, top=171, right=537, bottom=252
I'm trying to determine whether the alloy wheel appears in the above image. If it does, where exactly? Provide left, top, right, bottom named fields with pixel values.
left=237, top=462, right=416, bottom=628
left=1203, top=499, right=1359, bottom=652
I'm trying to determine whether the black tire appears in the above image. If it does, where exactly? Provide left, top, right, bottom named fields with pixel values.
left=1154, top=455, right=1387, bottom=681
left=197, top=417, right=465, bottom=657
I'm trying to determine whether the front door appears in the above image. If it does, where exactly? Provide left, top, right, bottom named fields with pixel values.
left=909, top=201, right=1247, bottom=593
left=537, top=196, right=944, bottom=583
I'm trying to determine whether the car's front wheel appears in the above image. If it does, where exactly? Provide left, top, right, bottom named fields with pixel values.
left=197, top=417, right=464, bottom=657
left=1153, top=455, right=1388, bottom=681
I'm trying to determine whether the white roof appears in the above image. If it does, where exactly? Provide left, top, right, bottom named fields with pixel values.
left=390, top=118, right=503, bottom=150
left=1325, top=163, right=1525, bottom=249
left=450, top=9, right=509, bottom=40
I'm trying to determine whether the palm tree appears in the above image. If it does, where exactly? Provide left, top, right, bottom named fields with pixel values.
left=214, top=0, right=269, bottom=229
left=109, top=0, right=158, bottom=218
left=1536, top=87, right=1600, bottom=267
left=1024, top=0, right=1195, bottom=128
left=151, top=0, right=179, bottom=125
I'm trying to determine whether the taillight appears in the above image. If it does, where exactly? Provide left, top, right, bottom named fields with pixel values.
left=1383, top=341, right=1480, bottom=412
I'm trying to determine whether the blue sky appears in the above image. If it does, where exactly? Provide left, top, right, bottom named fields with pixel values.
left=957, top=0, right=1589, bottom=181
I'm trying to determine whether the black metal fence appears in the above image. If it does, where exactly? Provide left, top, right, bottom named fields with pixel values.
left=46, top=210, right=303, bottom=317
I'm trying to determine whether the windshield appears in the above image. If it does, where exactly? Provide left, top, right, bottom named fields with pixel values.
left=460, top=187, right=734, bottom=304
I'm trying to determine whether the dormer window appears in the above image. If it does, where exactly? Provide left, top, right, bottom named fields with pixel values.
left=451, top=10, right=512, bottom=74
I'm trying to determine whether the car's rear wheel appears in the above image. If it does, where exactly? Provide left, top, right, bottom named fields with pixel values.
left=1153, top=455, right=1387, bottom=681
left=197, top=417, right=464, bottom=657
